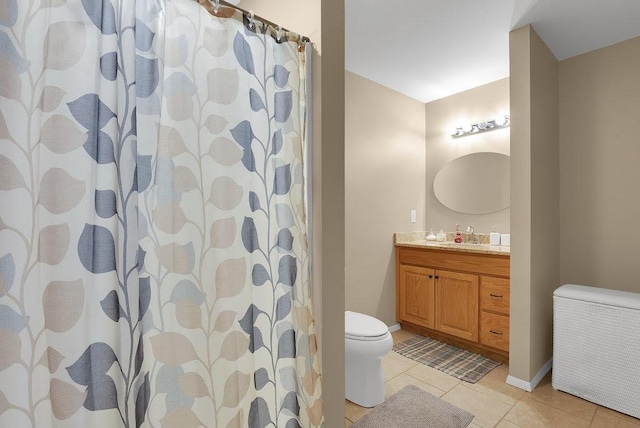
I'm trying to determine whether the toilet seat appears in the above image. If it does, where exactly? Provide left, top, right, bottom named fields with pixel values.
left=345, top=311, right=390, bottom=341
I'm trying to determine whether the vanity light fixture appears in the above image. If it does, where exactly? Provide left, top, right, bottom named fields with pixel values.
left=451, top=115, right=510, bottom=138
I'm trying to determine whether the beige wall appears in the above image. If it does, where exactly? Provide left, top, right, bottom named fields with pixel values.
left=235, top=1, right=345, bottom=425
left=319, top=1, right=345, bottom=426
left=425, top=79, right=511, bottom=235
left=508, top=26, right=532, bottom=383
left=509, top=25, right=560, bottom=382
left=559, top=36, right=640, bottom=294
left=528, top=27, right=560, bottom=380
left=511, top=28, right=640, bottom=386
left=345, top=72, right=426, bottom=326
left=509, top=27, right=640, bottom=387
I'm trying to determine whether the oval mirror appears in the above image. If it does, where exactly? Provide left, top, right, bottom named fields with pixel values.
left=433, top=152, right=510, bottom=214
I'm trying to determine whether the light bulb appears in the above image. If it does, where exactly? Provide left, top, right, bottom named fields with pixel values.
left=461, top=123, right=473, bottom=133
left=495, top=115, right=508, bottom=126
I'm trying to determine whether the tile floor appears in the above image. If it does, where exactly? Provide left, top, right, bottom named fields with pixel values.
left=344, top=330, right=640, bottom=428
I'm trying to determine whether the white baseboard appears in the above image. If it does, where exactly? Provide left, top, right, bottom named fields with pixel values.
left=388, top=323, right=401, bottom=333
left=506, top=358, right=552, bottom=392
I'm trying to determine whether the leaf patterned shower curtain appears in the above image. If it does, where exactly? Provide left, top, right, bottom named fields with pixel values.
left=0, top=0, right=322, bottom=426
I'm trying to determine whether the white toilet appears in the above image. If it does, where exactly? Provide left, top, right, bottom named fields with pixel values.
left=345, top=311, right=394, bottom=407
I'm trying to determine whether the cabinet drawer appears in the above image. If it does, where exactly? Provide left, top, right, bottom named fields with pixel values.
left=480, top=312, right=509, bottom=352
left=480, top=277, right=510, bottom=315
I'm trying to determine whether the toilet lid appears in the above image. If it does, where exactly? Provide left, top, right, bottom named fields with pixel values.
left=345, top=311, right=389, bottom=341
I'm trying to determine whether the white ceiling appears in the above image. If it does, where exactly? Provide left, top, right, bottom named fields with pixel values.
left=345, top=0, right=640, bottom=103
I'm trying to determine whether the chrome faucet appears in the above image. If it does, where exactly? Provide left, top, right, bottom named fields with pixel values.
left=465, top=226, right=478, bottom=244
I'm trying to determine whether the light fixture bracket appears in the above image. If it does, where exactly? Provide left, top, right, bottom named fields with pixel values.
left=451, top=115, right=510, bottom=138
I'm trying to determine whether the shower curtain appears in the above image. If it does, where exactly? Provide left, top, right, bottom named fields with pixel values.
left=0, top=0, right=322, bottom=426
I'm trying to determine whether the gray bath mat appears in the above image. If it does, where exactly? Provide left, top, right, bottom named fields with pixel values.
left=394, top=336, right=500, bottom=383
left=351, top=385, right=474, bottom=428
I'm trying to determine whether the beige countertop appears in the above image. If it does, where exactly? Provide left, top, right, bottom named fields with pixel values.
left=394, top=231, right=510, bottom=256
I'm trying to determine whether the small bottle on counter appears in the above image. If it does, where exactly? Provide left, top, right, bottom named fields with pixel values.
left=426, top=229, right=437, bottom=241
left=490, top=226, right=501, bottom=246
left=454, top=224, right=462, bottom=243
left=436, top=228, right=446, bottom=242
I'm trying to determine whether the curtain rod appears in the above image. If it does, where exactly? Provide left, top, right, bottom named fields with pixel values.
left=201, top=0, right=310, bottom=44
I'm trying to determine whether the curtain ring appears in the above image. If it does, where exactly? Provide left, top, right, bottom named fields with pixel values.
left=297, top=35, right=305, bottom=51
left=276, top=25, right=282, bottom=42
left=210, top=0, right=219, bottom=13
left=248, top=10, right=255, bottom=29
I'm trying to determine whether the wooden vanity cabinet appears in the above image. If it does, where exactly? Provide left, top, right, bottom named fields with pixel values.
left=396, top=246, right=510, bottom=362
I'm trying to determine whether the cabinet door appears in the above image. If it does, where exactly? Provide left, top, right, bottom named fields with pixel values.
left=398, top=265, right=435, bottom=329
left=435, top=270, right=479, bottom=342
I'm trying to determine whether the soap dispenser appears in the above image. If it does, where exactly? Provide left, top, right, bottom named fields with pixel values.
left=490, top=226, right=501, bottom=246
left=454, top=224, right=462, bottom=243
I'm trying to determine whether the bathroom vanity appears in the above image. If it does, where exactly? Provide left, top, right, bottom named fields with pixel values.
left=395, top=234, right=510, bottom=363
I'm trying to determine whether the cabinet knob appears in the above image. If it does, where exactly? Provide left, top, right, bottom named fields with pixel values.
left=490, top=293, right=503, bottom=299
left=434, top=275, right=439, bottom=279
left=490, top=330, right=503, bottom=336
left=428, top=274, right=433, bottom=279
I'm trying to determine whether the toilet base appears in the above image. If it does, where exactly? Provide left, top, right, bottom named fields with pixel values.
left=345, top=357, right=385, bottom=407
left=345, top=333, right=393, bottom=407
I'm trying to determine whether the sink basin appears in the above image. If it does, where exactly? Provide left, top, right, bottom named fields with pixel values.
left=430, top=241, right=486, bottom=247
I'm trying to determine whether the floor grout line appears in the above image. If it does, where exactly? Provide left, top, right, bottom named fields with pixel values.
left=598, top=407, right=640, bottom=424
left=524, top=392, right=598, bottom=424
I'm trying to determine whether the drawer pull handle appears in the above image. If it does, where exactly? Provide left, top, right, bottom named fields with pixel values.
left=490, top=294, right=503, bottom=299
left=490, top=330, right=503, bottom=336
